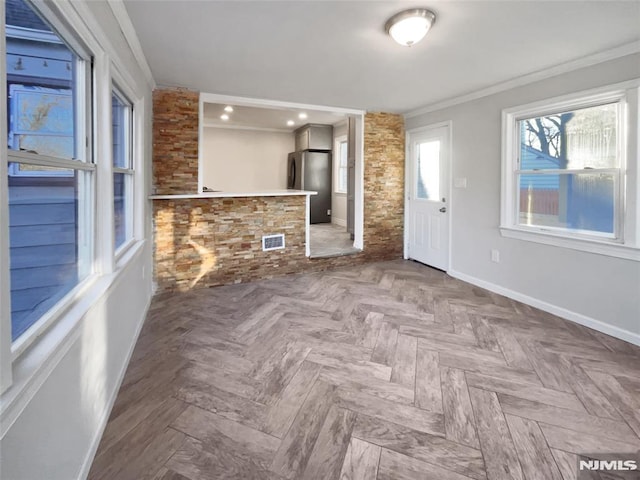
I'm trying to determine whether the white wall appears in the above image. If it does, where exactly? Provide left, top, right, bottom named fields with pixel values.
left=0, top=1, right=154, bottom=479
left=332, top=121, right=348, bottom=227
left=202, top=127, right=294, bottom=191
left=406, top=53, right=640, bottom=343
left=0, top=250, right=152, bottom=479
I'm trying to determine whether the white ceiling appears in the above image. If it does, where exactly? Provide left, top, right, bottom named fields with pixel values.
left=123, top=1, right=640, bottom=113
left=202, top=103, right=349, bottom=131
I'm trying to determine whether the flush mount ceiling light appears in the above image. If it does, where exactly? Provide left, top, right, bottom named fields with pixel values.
left=220, top=114, right=229, bottom=121
left=298, top=112, right=308, bottom=120
left=385, top=8, right=436, bottom=47
left=287, top=120, right=295, bottom=126
left=224, top=105, right=234, bottom=113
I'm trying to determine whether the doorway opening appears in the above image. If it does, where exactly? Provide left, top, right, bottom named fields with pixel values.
left=308, top=116, right=361, bottom=258
left=198, top=93, right=365, bottom=258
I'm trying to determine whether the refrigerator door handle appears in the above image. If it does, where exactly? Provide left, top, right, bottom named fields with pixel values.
left=289, top=159, right=296, bottom=189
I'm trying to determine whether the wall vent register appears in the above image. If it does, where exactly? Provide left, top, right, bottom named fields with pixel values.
left=262, top=234, right=285, bottom=251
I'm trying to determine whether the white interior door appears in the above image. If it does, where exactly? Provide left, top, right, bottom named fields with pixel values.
left=407, top=125, right=450, bottom=270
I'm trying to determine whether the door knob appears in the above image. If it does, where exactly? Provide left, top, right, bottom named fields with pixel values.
left=439, top=207, right=447, bottom=213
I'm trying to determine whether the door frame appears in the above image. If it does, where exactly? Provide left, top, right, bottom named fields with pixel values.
left=404, top=121, right=454, bottom=271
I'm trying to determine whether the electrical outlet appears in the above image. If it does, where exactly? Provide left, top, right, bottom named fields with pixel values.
left=491, top=249, right=500, bottom=263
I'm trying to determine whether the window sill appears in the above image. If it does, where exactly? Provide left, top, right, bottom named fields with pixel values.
left=115, top=237, right=137, bottom=263
left=0, top=240, right=147, bottom=438
left=500, top=226, right=640, bottom=261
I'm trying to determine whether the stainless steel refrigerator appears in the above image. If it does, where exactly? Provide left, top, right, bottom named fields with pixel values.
left=287, top=151, right=332, bottom=224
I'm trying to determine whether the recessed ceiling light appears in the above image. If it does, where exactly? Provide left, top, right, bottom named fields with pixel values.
left=287, top=120, right=295, bottom=126
left=220, top=114, right=229, bottom=121
left=224, top=106, right=234, bottom=113
left=385, top=8, right=436, bottom=47
left=298, top=113, right=308, bottom=120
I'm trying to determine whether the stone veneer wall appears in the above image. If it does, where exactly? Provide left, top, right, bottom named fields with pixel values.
left=152, top=88, right=199, bottom=194
left=362, top=112, right=405, bottom=260
left=152, top=88, right=405, bottom=292
left=154, top=196, right=308, bottom=291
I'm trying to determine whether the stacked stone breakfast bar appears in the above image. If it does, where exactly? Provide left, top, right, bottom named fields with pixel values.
left=150, top=190, right=316, bottom=292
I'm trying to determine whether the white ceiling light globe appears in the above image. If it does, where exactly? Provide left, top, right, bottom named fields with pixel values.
left=385, top=9, right=436, bottom=47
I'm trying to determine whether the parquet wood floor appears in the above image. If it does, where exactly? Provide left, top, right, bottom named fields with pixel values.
left=88, top=260, right=640, bottom=480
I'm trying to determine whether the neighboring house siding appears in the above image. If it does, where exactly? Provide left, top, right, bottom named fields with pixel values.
left=5, top=0, right=50, bottom=31
left=518, top=145, right=613, bottom=231
left=520, top=145, right=560, bottom=189
left=6, top=15, right=76, bottom=339
left=519, top=146, right=560, bottom=215
left=8, top=179, right=77, bottom=339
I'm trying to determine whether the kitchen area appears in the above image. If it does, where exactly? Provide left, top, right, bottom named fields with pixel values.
left=150, top=89, right=380, bottom=293
left=199, top=101, right=360, bottom=258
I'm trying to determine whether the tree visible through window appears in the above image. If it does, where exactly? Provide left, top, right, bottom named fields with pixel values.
left=517, top=103, right=619, bottom=236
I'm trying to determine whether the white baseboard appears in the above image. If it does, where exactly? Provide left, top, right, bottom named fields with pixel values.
left=448, top=269, right=640, bottom=347
left=332, top=217, right=347, bottom=227
left=77, top=294, right=151, bottom=480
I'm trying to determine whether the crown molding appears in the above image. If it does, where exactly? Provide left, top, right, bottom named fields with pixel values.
left=107, top=0, right=156, bottom=89
left=404, top=41, right=640, bottom=119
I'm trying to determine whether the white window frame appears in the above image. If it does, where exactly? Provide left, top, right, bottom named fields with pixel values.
left=0, top=0, right=149, bottom=438
left=500, top=79, right=640, bottom=261
left=6, top=22, right=96, bottom=358
left=334, top=135, right=348, bottom=194
left=112, top=86, right=135, bottom=255
left=0, top=0, right=12, bottom=395
left=2, top=0, right=96, bottom=365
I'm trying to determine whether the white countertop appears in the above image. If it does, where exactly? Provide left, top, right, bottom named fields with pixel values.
left=150, top=189, right=317, bottom=200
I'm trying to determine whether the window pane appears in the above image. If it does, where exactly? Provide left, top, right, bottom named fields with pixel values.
left=338, top=141, right=348, bottom=193
left=8, top=163, right=89, bottom=340
left=112, top=93, right=129, bottom=168
left=6, top=0, right=79, bottom=161
left=340, top=141, right=348, bottom=168
left=520, top=103, right=618, bottom=170
left=518, top=172, right=615, bottom=235
left=339, top=167, right=347, bottom=193
left=416, top=140, right=440, bottom=200
left=114, top=172, right=129, bottom=249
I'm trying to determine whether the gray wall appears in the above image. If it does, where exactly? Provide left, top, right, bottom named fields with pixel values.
left=406, top=53, right=640, bottom=341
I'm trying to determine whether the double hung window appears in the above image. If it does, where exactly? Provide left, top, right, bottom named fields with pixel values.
left=112, top=89, right=133, bottom=251
left=501, top=83, right=639, bottom=258
left=5, top=0, right=93, bottom=344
